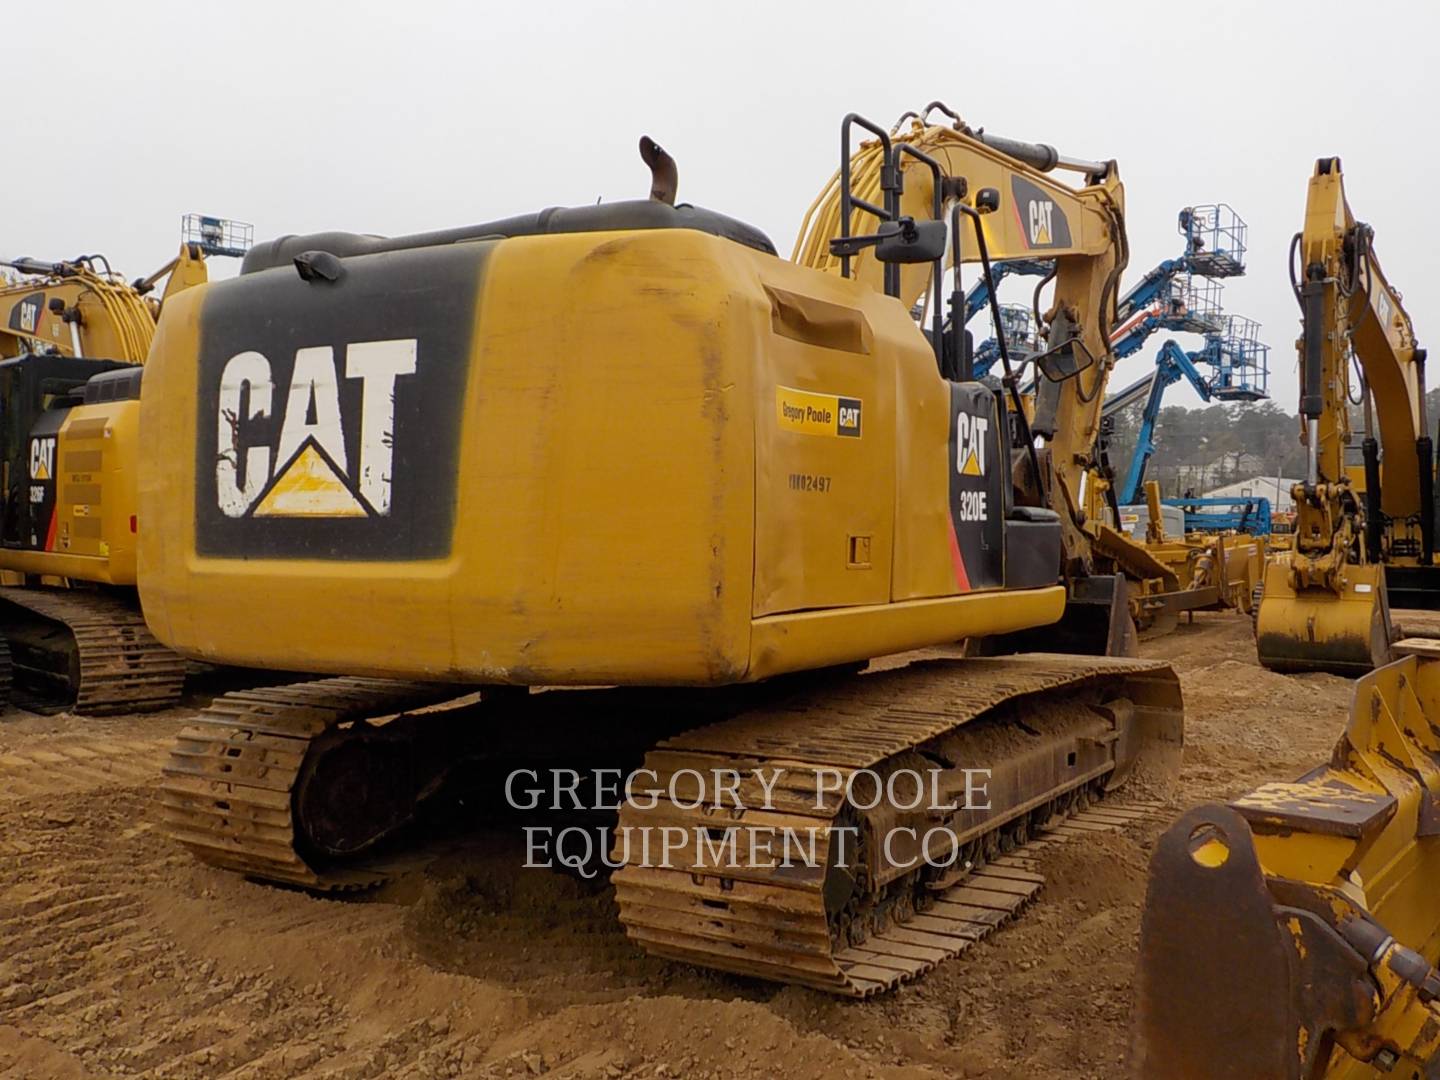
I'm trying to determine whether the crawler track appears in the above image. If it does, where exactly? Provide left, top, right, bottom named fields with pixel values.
left=159, top=677, right=469, bottom=889
left=0, top=634, right=11, bottom=703
left=613, top=654, right=1182, bottom=995
left=159, top=655, right=1181, bottom=998
left=0, top=587, right=186, bottom=714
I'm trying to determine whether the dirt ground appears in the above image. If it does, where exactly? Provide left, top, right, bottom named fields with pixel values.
left=0, top=613, right=1353, bottom=1080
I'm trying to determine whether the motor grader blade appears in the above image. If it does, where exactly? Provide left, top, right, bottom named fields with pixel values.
left=1135, top=645, right=1440, bottom=1078
left=1255, top=558, right=1391, bottom=675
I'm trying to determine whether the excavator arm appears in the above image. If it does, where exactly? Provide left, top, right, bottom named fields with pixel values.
left=1296, top=158, right=1426, bottom=528
left=1, top=216, right=250, bottom=365
left=1257, top=159, right=1434, bottom=673
left=0, top=256, right=159, bottom=363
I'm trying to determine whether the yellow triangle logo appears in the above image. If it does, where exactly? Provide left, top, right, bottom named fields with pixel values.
left=33, top=459, right=49, bottom=481
left=960, top=449, right=983, bottom=477
left=1034, top=223, right=1050, bottom=245
left=252, top=444, right=368, bottom=518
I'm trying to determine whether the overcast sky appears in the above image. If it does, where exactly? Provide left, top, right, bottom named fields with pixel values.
left=7, top=0, right=1435, bottom=410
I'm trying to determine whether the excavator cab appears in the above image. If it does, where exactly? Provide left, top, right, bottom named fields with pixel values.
left=827, top=115, right=1066, bottom=591
left=825, top=115, right=1125, bottom=654
left=837, top=117, right=1138, bottom=654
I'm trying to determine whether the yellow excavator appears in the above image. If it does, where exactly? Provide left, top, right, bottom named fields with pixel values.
left=0, top=216, right=251, bottom=712
left=1255, top=159, right=1437, bottom=674
left=141, top=107, right=1183, bottom=994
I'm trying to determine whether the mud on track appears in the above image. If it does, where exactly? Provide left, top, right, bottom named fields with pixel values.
left=0, top=614, right=1350, bottom=1079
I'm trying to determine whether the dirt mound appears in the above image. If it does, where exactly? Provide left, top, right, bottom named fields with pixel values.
left=1041, top=831, right=1148, bottom=909
left=477, top=996, right=941, bottom=1080
left=404, top=835, right=673, bottom=1008
left=1180, top=656, right=1347, bottom=717
left=0, top=1025, right=96, bottom=1080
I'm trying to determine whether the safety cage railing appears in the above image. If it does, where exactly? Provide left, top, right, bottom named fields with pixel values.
left=1179, top=203, right=1246, bottom=278
left=1201, top=314, right=1269, bottom=401
left=182, top=214, right=253, bottom=259
left=1157, top=273, right=1225, bottom=335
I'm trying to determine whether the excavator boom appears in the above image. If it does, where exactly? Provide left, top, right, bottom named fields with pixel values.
left=0, top=256, right=158, bottom=364
left=1256, top=159, right=1436, bottom=673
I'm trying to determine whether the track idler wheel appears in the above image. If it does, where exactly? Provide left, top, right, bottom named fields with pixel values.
left=292, top=714, right=465, bottom=860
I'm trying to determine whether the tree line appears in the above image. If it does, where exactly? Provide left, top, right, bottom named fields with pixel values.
left=1104, top=388, right=1440, bottom=497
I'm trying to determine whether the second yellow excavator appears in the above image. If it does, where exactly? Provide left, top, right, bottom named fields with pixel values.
left=0, top=216, right=251, bottom=711
left=144, top=107, right=1183, bottom=994
left=1256, top=159, right=1438, bottom=674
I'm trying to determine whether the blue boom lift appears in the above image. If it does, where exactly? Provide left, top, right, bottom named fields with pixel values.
left=961, top=205, right=1270, bottom=514
left=1162, top=496, right=1273, bottom=536
left=1109, top=315, right=1271, bottom=505
left=969, top=203, right=1248, bottom=375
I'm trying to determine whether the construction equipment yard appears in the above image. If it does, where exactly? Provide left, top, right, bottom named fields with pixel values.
left=8, top=4, right=1440, bottom=1077
left=0, top=614, right=1345, bottom=1080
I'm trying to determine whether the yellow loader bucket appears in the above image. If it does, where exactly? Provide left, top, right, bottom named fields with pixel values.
left=1135, top=646, right=1440, bottom=1078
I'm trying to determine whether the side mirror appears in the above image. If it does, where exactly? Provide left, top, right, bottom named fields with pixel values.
left=875, top=218, right=948, bottom=264
left=1034, top=334, right=1099, bottom=382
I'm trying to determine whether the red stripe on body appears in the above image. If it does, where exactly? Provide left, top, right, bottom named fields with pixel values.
left=1010, top=200, right=1031, bottom=250
left=946, top=516, right=971, bottom=592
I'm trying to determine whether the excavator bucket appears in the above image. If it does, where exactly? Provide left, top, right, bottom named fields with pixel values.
left=986, top=573, right=1140, bottom=658
left=1255, top=558, right=1391, bottom=674
left=1135, top=646, right=1440, bottom=1078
